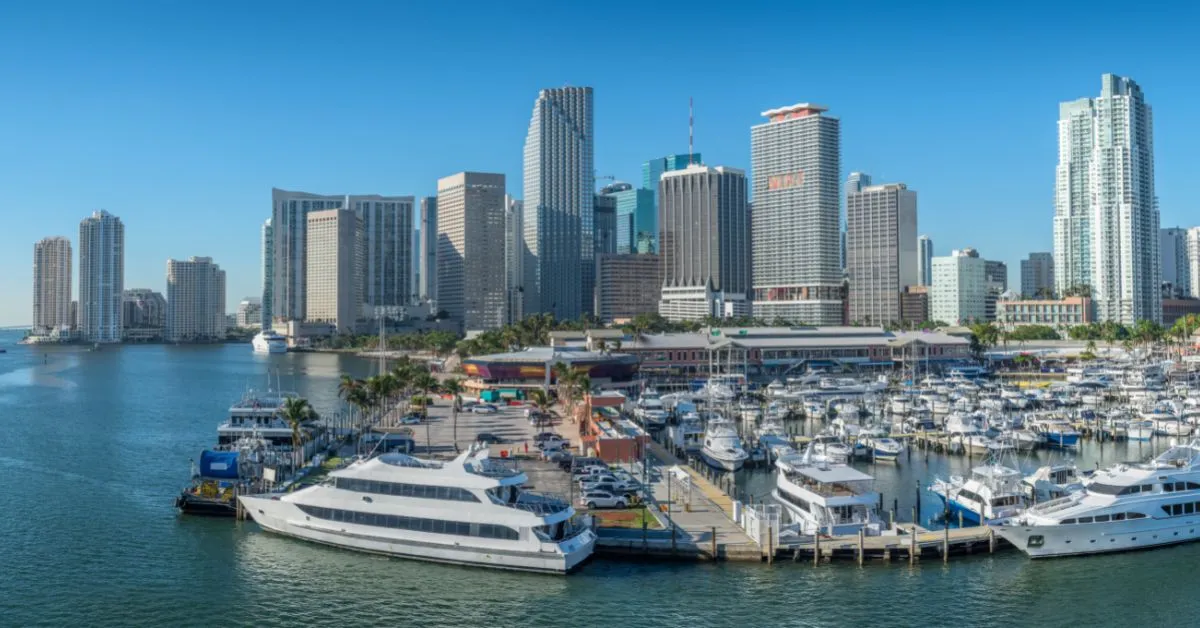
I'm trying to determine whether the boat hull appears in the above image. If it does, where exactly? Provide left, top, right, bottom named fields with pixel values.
left=1041, top=432, right=1080, bottom=448
left=238, top=496, right=595, bottom=574
left=998, top=516, right=1200, bottom=558
left=701, top=450, right=746, bottom=472
left=176, top=493, right=238, bottom=517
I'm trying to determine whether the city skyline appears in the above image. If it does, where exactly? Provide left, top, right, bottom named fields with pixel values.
left=4, top=4, right=1200, bottom=325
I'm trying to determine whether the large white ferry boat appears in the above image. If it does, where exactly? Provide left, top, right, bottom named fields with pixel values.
left=998, top=439, right=1200, bottom=558
left=238, top=447, right=595, bottom=573
left=252, top=330, right=288, bottom=354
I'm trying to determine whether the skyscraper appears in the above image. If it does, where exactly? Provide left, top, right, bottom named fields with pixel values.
left=122, top=289, right=166, bottom=339
left=78, top=210, right=124, bottom=343
left=1020, top=252, right=1055, bottom=298
left=602, top=183, right=656, bottom=255
left=918, top=235, right=934, bottom=286
left=658, top=165, right=750, bottom=321
left=1188, top=227, right=1200, bottom=300
left=504, top=195, right=524, bottom=324
left=166, top=256, right=227, bottom=342
left=437, top=172, right=507, bottom=331
left=750, top=103, right=842, bottom=324
left=596, top=254, right=661, bottom=321
left=418, top=197, right=437, bottom=304
left=931, top=249, right=987, bottom=325
left=643, top=153, right=701, bottom=209
left=845, top=177, right=917, bottom=325
left=593, top=193, right=617, bottom=258
left=261, top=219, right=273, bottom=328
left=984, top=259, right=1008, bottom=321
left=305, top=209, right=363, bottom=333
left=271, top=189, right=345, bottom=322
left=1054, top=74, right=1159, bottom=323
left=32, top=236, right=72, bottom=332
left=1161, top=227, right=1191, bottom=298
left=522, top=86, right=594, bottom=320
left=351, top=195, right=415, bottom=310
left=643, top=153, right=701, bottom=250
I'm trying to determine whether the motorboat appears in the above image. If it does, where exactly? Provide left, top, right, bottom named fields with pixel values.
left=700, top=418, right=749, bottom=472
left=998, top=440, right=1200, bottom=558
left=773, top=449, right=885, bottom=536
left=1022, top=463, right=1085, bottom=503
left=239, top=448, right=596, bottom=573
left=633, top=389, right=668, bottom=429
left=808, top=433, right=854, bottom=465
left=252, top=330, right=288, bottom=354
left=1127, top=420, right=1155, bottom=442
left=929, top=464, right=1026, bottom=524
left=1029, top=416, right=1081, bottom=449
left=668, top=410, right=705, bottom=453
left=755, top=418, right=793, bottom=459
left=1005, top=430, right=1042, bottom=452
left=862, top=435, right=904, bottom=462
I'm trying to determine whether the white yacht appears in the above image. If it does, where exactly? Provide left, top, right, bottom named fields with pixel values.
left=773, top=450, right=884, bottom=536
left=700, top=418, right=748, bottom=472
left=252, top=330, right=288, bottom=354
left=1022, top=463, right=1085, bottom=503
left=862, top=434, right=904, bottom=462
left=669, top=410, right=705, bottom=454
left=633, top=389, right=668, bottom=428
left=239, top=448, right=595, bottom=573
left=929, top=464, right=1026, bottom=524
left=219, top=389, right=301, bottom=449
left=998, top=440, right=1200, bottom=558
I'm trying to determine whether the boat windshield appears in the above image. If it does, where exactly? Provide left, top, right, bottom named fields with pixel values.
left=1088, top=482, right=1152, bottom=496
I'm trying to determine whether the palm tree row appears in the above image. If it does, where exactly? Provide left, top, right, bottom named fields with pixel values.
left=552, top=361, right=592, bottom=426
left=337, top=360, right=464, bottom=453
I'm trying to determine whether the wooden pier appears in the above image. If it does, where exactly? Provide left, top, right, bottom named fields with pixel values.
left=782, top=525, right=1004, bottom=564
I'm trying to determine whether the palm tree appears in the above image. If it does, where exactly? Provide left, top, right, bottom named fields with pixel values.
left=281, top=397, right=316, bottom=472
left=441, top=378, right=464, bottom=451
left=553, top=362, right=578, bottom=423
left=411, top=372, right=439, bottom=418
left=337, top=375, right=361, bottom=434
left=528, top=388, right=553, bottom=432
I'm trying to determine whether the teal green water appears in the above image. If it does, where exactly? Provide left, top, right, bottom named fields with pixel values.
left=0, top=330, right=1194, bottom=627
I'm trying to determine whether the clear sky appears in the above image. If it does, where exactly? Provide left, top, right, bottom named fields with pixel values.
left=1, top=1, right=1197, bottom=326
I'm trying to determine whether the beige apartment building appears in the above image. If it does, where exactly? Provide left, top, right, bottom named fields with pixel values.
left=305, top=209, right=363, bottom=333
left=32, top=236, right=73, bottom=331
left=595, top=253, right=661, bottom=322
left=166, top=257, right=226, bottom=341
left=436, top=172, right=506, bottom=332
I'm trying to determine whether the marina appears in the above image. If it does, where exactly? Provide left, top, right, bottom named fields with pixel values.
left=7, top=331, right=1200, bottom=624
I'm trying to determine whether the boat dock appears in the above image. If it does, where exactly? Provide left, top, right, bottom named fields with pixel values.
left=780, top=524, right=1002, bottom=565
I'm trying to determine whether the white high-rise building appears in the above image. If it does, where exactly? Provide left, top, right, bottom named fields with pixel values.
left=1053, top=74, right=1159, bottom=323
left=436, top=172, right=507, bottom=332
left=166, top=256, right=227, bottom=342
left=750, top=103, right=843, bottom=324
left=918, top=235, right=934, bottom=287
left=504, top=195, right=524, bottom=324
left=78, top=210, right=124, bottom=343
left=271, top=189, right=345, bottom=322
left=658, top=165, right=750, bottom=321
left=845, top=178, right=917, bottom=325
left=261, top=218, right=273, bottom=328
left=522, top=86, right=594, bottom=320
left=32, top=236, right=73, bottom=332
left=1161, top=227, right=1191, bottom=298
left=1188, top=227, right=1200, bottom=300
left=931, top=249, right=987, bottom=325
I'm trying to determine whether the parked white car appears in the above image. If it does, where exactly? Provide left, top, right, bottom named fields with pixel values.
left=578, top=490, right=627, bottom=509
left=471, top=404, right=498, bottom=414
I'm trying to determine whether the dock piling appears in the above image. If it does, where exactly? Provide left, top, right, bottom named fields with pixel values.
left=813, top=532, right=820, bottom=567
left=943, top=524, right=949, bottom=564
left=989, top=527, right=996, bottom=554
left=711, top=526, right=717, bottom=560
left=857, top=528, right=865, bottom=567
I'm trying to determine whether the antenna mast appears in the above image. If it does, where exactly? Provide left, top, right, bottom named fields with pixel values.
left=688, top=97, right=695, bottom=166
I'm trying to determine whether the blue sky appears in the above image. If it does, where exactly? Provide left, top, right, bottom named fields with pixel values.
left=1, top=1, right=1197, bottom=326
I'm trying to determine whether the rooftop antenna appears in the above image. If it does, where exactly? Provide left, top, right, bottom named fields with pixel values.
left=688, top=97, right=695, bottom=166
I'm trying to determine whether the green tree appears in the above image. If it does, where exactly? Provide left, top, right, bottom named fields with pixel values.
left=280, top=397, right=316, bottom=472
left=441, top=378, right=464, bottom=452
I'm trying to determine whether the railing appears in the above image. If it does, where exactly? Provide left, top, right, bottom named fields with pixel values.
left=510, top=491, right=571, bottom=515
left=467, top=457, right=522, bottom=478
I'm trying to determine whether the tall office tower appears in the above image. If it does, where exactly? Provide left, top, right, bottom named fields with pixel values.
left=437, top=172, right=507, bottom=331
left=1161, top=227, right=1191, bottom=298
left=412, top=228, right=421, bottom=301
left=1189, top=227, right=1200, bottom=299
left=418, top=197, right=437, bottom=304
left=522, top=86, right=594, bottom=320
left=984, top=259, right=1008, bottom=321
left=643, top=153, right=701, bottom=215
left=1054, top=74, right=1159, bottom=323
left=931, top=249, right=987, bottom=325
left=602, top=183, right=656, bottom=255
left=918, top=235, right=934, bottom=286
left=166, top=256, right=227, bottom=342
left=350, top=195, right=415, bottom=310
left=32, top=236, right=73, bottom=331
left=122, top=289, right=166, bottom=334
left=658, top=165, right=750, bottom=321
left=78, top=210, right=124, bottom=343
left=750, top=103, right=842, bottom=324
left=594, top=193, right=617, bottom=257
left=845, top=177, right=917, bottom=325
left=271, top=189, right=345, bottom=322
left=305, top=209, right=363, bottom=333
left=596, top=254, right=661, bottom=321
left=504, top=195, right=524, bottom=324
left=260, top=218, right=273, bottom=328
left=1020, top=252, right=1056, bottom=298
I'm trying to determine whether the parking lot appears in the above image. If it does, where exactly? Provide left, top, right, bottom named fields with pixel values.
left=409, top=398, right=556, bottom=456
